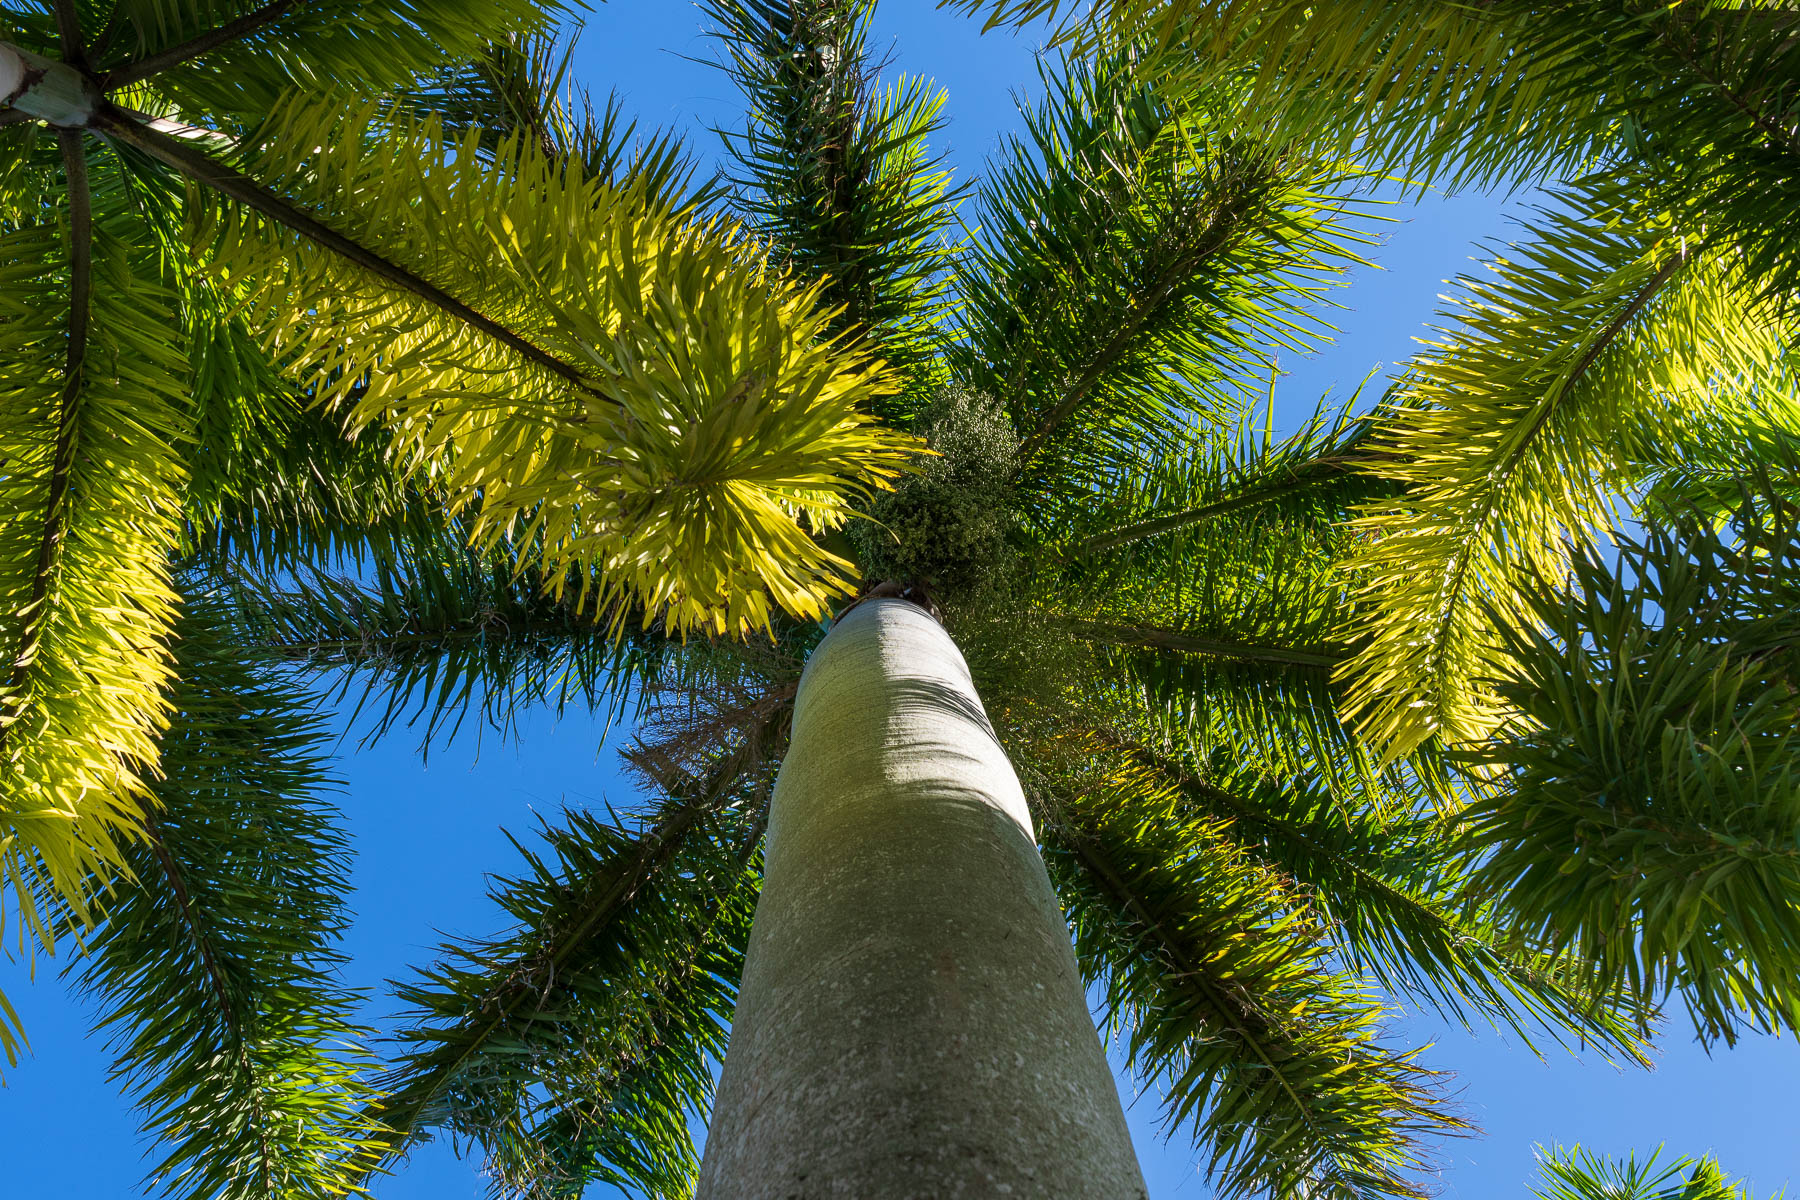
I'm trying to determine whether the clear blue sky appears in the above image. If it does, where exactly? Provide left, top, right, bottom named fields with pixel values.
left=2, top=3, right=1794, bottom=1198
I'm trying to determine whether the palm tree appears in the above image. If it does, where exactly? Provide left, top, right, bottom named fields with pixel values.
left=33, top=4, right=1791, bottom=1198
left=0, top=0, right=911, bottom=1059
left=303, top=10, right=1658, bottom=1197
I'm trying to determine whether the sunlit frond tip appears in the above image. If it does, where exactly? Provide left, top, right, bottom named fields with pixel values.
left=197, top=98, right=919, bottom=640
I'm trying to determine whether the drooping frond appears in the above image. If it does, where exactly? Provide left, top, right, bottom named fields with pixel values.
left=0, top=128, right=187, bottom=965
left=954, top=52, right=1371, bottom=493
left=1043, top=756, right=1463, bottom=1200
left=1460, top=482, right=1800, bottom=1045
left=1532, top=1146, right=1757, bottom=1200
left=359, top=705, right=788, bottom=1196
left=1338, top=174, right=1797, bottom=754
left=707, top=0, right=963, bottom=399
left=177, top=95, right=914, bottom=636
left=197, top=532, right=672, bottom=749
left=1110, top=739, right=1649, bottom=1060
left=60, top=608, right=377, bottom=1200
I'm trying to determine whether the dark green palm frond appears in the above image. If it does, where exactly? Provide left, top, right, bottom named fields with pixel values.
left=1111, top=738, right=1649, bottom=1060
left=60, top=608, right=377, bottom=1200
left=360, top=704, right=788, bottom=1196
left=707, top=0, right=963, bottom=401
left=1460, top=482, right=1800, bottom=1045
left=1063, top=397, right=1388, bottom=560
left=197, top=528, right=673, bottom=749
left=954, top=53, right=1372, bottom=495
left=1533, top=1146, right=1755, bottom=1200
left=1339, top=173, right=1795, bottom=755
left=1044, top=756, right=1463, bottom=1200
left=180, top=93, right=911, bottom=638
left=0, top=129, right=188, bottom=979
left=1045, top=475, right=1361, bottom=776
left=77, top=0, right=558, bottom=118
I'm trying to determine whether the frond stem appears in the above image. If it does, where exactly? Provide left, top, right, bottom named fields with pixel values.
left=100, top=0, right=298, bottom=87
left=51, top=0, right=86, bottom=68
left=1076, top=452, right=1376, bottom=556
left=90, top=107, right=611, bottom=398
left=1069, top=618, right=1345, bottom=668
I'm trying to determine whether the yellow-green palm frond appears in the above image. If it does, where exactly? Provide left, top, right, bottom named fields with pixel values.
left=1338, top=175, right=1796, bottom=755
left=1533, top=1146, right=1759, bottom=1200
left=192, top=96, right=916, bottom=638
left=0, top=134, right=188, bottom=995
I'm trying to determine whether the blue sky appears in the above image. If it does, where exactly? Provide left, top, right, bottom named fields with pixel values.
left=2, top=3, right=1796, bottom=1198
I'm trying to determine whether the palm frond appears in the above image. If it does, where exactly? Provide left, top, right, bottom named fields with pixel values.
left=0, top=130, right=187, bottom=969
left=196, top=535, right=671, bottom=750
left=60, top=606, right=377, bottom=1200
left=1044, top=755, right=1463, bottom=1200
left=403, top=37, right=718, bottom=215
left=177, top=94, right=914, bottom=637
left=1338, top=173, right=1795, bottom=754
left=359, top=704, right=788, bottom=1195
left=1111, top=738, right=1650, bottom=1060
left=1533, top=1145, right=1755, bottom=1200
left=1065, top=397, right=1388, bottom=559
left=88, top=0, right=558, bottom=116
left=1460, top=479, right=1800, bottom=1044
left=707, top=0, right=964, bottom=401
left=954, top=52, right=1372, bottom=493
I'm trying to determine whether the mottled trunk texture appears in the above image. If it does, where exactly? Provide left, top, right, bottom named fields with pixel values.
left=697, top=598, right=1146, bottom=1198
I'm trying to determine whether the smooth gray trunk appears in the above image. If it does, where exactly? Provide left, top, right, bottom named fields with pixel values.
left=697, top=598, right=1146, bottom=1198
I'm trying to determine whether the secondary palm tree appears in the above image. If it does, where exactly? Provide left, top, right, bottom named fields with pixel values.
left=0, top=0, right=911, bottom=1060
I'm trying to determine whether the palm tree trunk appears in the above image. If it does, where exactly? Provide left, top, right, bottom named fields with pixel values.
left=698, top=597, right=1146, bottom=1198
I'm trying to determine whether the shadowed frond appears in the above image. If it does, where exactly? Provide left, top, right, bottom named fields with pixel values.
left=83, top=0, right=557, bottom=115
left=1338, top=174, right=1798, bottom=754
left=708, top=0, right=964, bottom=400
left=1062, top=397, right=1387, bottom=560
left=953, top=53, right=1372, bottom=492
left=59, top=607, right=377, bottom=1200
left=1108, top=738, right=1650, bottom=1059
left=0, top=130, right=187, bottom=980
left=1460, top=480, right=1800, bottom=1045
left=179, top=95, right=914, bottom=637
left=1044, top=756, right=1463, bottom=1200
left=359, top=702, right=788, bottom=1195
left=197, top=535, right=672, bottom=749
